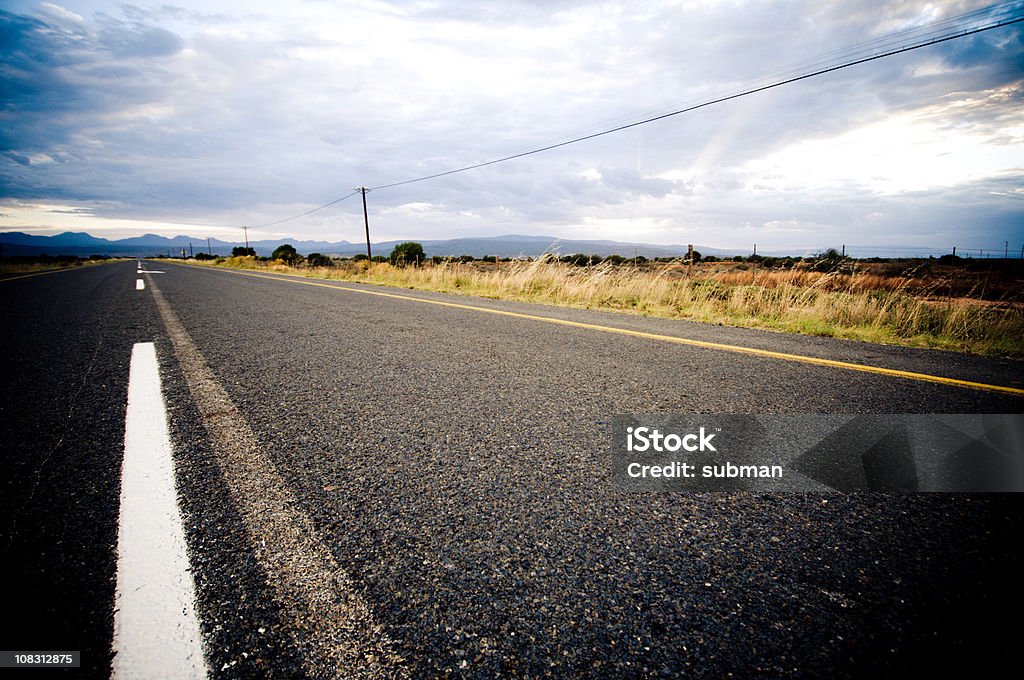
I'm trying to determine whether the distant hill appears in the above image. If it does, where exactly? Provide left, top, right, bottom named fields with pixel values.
left=0, top=231, right=723, bottom=259
left=4, top=230, right=942, bottom=259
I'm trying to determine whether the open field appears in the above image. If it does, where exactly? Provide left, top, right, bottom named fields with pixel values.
left=191, top=255, right=1024, bottom=357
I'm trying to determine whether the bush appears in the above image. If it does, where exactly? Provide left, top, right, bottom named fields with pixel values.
left=352, top=253, right=369, bottom=261
left=232, top=246, right=256, bottom=257
left=809, top=248, right=848, bottom=272
left=390, top=241, right=425, bottom=266
left=306, top=252, right=332, bottom=267
left=562, top=253, right=603, bottom=266
left=194, top=252, right=217, bottom=261
left=271, top=243, right=302, bottom=263
left=371, top=255, right=388, bottom=263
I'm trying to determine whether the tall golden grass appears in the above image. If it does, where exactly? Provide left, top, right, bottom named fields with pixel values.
left=204, top=257, right=1024, bottom=357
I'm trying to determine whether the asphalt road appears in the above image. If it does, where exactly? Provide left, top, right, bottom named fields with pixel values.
left=1, top=259, right=1022, bottom=678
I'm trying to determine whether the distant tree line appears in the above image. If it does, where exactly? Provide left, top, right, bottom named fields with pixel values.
left=183, top=242, right=1014, bottom=274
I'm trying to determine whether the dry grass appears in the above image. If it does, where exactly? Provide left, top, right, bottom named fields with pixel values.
left=198, top=257, right=1024, bottom=357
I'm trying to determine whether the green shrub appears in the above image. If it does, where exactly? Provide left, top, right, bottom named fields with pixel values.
left=271, top=243, right=302, bottom=263
left=390, top=242, right=425, bottom=266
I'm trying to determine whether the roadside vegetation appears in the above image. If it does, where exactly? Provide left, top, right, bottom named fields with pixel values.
left=184, top=244, right=1024, bottom=358
left=0, top=254, right=117, bottom=274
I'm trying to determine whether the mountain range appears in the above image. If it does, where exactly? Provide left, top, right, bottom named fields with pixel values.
left=0, top=231, right=735, bottom=259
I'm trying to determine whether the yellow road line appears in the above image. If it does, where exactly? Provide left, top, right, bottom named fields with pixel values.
left=178, top=264, right=1024, bottom=397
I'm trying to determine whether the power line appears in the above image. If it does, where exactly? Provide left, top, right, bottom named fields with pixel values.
left=370, top=11, right=1023, bottom=191
left=250, top=190, right=360, bottom=228
left=742, top=1, right=1023, bottom=86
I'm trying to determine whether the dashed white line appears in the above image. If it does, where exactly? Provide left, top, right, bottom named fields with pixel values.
left=136, top=279, right=145, bottom=290
left=112, top=342, right=208, bottom=679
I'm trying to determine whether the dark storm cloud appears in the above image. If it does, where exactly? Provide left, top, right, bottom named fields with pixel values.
left=0, top=6, right=184, bottom=189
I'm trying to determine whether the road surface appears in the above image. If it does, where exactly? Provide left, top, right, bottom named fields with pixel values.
left=1, top=260, right=1022, bottom=677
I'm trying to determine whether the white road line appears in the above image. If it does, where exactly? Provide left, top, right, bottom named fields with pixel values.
left=136, top=278, right=145, bottom=290
left=113, top=342, right=208, bottom=679
left=149, top=278, right=407, bottom=678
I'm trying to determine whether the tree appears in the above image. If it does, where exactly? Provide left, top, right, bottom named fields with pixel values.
left=810, top=247, right=847, bottom=272
left=390, top=241, right=425, bottom=266
left=306, top=252, right=331, bottom=267
left=232, top=246, right=255, bottom=257
left=271, top=243, right=301, bottom=264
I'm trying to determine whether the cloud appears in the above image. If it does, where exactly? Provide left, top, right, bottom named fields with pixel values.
left=0, top=1, right=1021, bottom=250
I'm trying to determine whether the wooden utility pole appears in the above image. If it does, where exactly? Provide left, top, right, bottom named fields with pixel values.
left=207, top=237, right=212, bottom=256
left=356, top=187, right=372, bottom=259
left=243, top=226, right=249, bottom=254
left=687, top=244, right=694, bottom=277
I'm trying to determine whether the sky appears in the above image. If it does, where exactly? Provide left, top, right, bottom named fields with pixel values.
left=1, top=0, right=1022, bottom=255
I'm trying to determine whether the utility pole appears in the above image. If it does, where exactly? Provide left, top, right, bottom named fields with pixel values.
left=753, top=243, right=757, bottom=257
left=1005, top=241, right=1009, bottom=260
left=687, top=244, right=694, bottom=277
left=207, top=237, right=212, bottom=256
left=243, top=226, right=249, bottom=255
left=952, top=246, right=956, bottom=257
left=189, top=242, right=193, bottom=258
left=355, top=187, right=372, bottom=259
